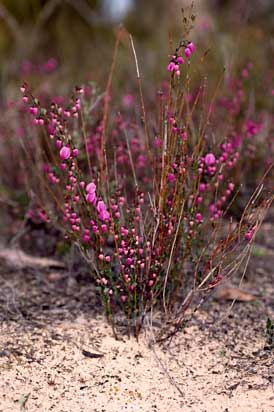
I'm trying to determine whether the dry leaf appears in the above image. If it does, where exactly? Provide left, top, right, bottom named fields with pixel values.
left=215, top=286, right=255, bottom=302
left=0, top=248, right=65, bottom=270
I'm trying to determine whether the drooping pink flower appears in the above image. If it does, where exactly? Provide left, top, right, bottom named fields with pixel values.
left=97, top=200, right=110, bottom=221
left=154, top=136, right=162, bottom=147
left=177, top=56, right=185, bottom=65
left=199, top=183, right=206, bottom=192
left=86, top=182, right=96, bottom=193
left=60, top=146, right=71, bottom=160
left=43, top=58, right=58, bottom=73
left=86, top=191, right=97, bottom=205
left=184, top=48, right=191, bottom=58
left=99, top=210, right=110, bottom=222
left=122, top=94, right=133, bottom=108
left=126, top=257, right=133, bottom=266
left=228, top=182, right=235, bottom=191
left=195, top=213, right=203, bottom=224
left=245, top=231, right=252, bottom=241
left=167, top=62, right=176, bottom=72
left=204, top=153, right=216, bottom=166
left=83, top=234, right=90, bottom=242
left=188, top=42, right=195, bottom=53
left=245, top=225, right=256, bottom=241
left=29, top=107, right=38, bottom=116
left=168, top=173, right=176, bottom=183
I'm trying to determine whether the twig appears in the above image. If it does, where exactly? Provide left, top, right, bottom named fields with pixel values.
left=145, top=317, right=185, bottom=397
left=129, top=34, right=152, bottom=166
left=163, top=202, right=185, bottom=314
left=65, top=0, right=104, bottom=26
left=100, top=27, right=122, bottom=192
left=0, top=3, right=21, bottom=43
left=32, top=0, right=62, bottom=42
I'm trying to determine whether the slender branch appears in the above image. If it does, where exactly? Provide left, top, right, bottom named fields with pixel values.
left=129, top=34, right=152, bottom=167
left=0, top=3, right=21, bottom=43
left=32, top=0, right=62, bottom=39
left=65, top=0, right=104, bottom=26
left=100, top=27, right=122, bottom=193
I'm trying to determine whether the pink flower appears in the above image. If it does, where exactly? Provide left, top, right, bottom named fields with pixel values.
left=86, top=182, right=96, bottom=193
left=195, top=213, right=203, bottom=224
left=245, top=232, right=252, bottom=241
left=99, top=210, right=110, bottom=222
left=167, top=62, right=176, bottom=72
left=177, top=56, right=185, bottom=65
left=184, top=48, right=191, bottom=58
left=86, top=191, right=97, bottom=205
left=97, top=200, right=107, bottom=213
left=83, top=234, right=90, bottom=242
left=126, top=257, right=133, bottom=266
left=204, top=153, right=216, bottom=166
left=199, top=183, right=206, bottom=192
left=168, top=173, right=175, bottom=183
left=99, top=210, right=110, bottom=221
left=60, top=146, right=71, bottom=160
left=122, top=94, right=133, bottom=108
left=188, top=42, right=195, bottom=53
left=56, top=140, right=62, bottom=149
left=97, top=200, right=110, bottom=221
left=29, top=107, right=38, bottom=116
left=154, top=137, right=162, bottom=148
left=245, top=226, right=256, bottom=241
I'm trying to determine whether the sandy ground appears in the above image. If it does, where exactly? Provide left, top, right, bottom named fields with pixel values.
left=0, top=315, right=273, bottom=412
left=0, top=223, right=273, bottom=412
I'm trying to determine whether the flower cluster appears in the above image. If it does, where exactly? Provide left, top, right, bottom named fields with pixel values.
left=167, top=41, right=195, bottom=76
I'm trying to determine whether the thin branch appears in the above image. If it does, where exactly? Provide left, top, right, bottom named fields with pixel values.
left=0, top=3, right=21, bottom=43
left=129, top=34, right=152, bottom=167
left=65, top=0, right=104, bottom=27
left=100, top=27, right=122, bottom=192
left=32, top=0, right=62, bottom=39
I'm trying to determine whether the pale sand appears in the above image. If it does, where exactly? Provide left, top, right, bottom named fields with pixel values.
left=1, top=314, right=273, bottom=412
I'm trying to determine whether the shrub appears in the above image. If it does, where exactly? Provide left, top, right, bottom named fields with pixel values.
left=8, top=25, right=273, bottom=339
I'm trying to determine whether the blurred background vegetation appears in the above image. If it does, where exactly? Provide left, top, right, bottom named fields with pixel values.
left=0, top=0, right=273, bottom=247
left=0, top=0, right=273, bottom=97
